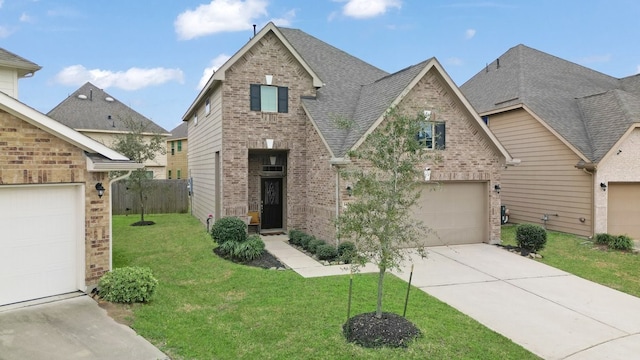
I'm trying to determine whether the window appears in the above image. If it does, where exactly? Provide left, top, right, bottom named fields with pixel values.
left=250, top=84, right=288, bottom=113
left=205, top=98, right=211, bottom=115
left=168, top=170, right=172, bottom=179
left=177, top=170, right=181, bottom=179
left=171, top=141, right=175, bottom=155
left=177, top=140, right=182, bottom=152
left=417, top=122, right=446, bottom=150
left=193, top=113, right=198, bottom=125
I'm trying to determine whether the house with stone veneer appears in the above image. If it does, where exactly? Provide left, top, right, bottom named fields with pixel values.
left=461, top=44, right=640, bottom=240
left=47, top=82, right=170, bottom=179
left=0, top=48, right=141, bottom=306
left=183, top=23, right=517, bottom=246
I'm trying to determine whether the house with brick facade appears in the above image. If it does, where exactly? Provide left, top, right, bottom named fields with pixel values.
left=183, top=23, right=517, bottom=246
left=48, top=82, right=170, bottom=179
left=167, top=122, right=188, bottom=180
left=461, top=44, right=640, bottom=240
left=0, top=48, right=141, bottom=306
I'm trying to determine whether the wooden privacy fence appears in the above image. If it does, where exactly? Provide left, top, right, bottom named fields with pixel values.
left=112, top=179, right=189, bottom=215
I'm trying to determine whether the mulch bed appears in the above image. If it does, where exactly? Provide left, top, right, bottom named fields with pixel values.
left=343, top=312, right=422, bottom=348
left=495, top=244, right=543, bottom=258
left=213, top=247, right=287, bottom=269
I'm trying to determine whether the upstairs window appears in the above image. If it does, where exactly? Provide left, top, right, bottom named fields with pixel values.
left=250, top=84, right=288, bottom=113
left=177, top=140, right=182, bottom=152
left=205, top=98, right=211, bottom=115
left=168, top=170, right=172, bottom=179
left=417, top=122, right=446, bottom=150
left=171, top=141, right=175, bottom=155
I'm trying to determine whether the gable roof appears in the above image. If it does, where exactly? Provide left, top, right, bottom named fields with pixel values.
left=0, top=48, right=41, bottom=77
left=0, top=91, right=140, bottom=171
left=461, top=44, right=640, bottom=163
left=48, top=82, right=169, bottom=135
left=168, top=122, right=187, bottom=140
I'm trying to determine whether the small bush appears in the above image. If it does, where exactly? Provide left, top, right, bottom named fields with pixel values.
left=516, top=224, right=547, bottom=252
left=288, top=229, right=304, bottom=246
left=338, top=241, right=357, bottom=263
left=307, top=238, right=326, bottom=254
left=98, top=266, right=158, bottom=303
left=316, top=244, right=338, bottom=261
left=231, top=235, right=265, bottom=261
left=299, top=234, right=314, bottom=249
left=595, top=233, right=615, bottom=246
left=609, top=235, right=633, bottom=251
left=211, top=217, right=246, bottom=245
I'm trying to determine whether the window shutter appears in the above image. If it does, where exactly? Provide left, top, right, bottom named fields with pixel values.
left=250, top=84, right=261, bottom=111
left=435, top=122, right=446, bottom=149
left=277, top=86, right=288, bottom=113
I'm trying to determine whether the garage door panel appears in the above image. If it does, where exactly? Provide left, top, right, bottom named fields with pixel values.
left=0, top=186, right=81, bottom=306
left=411, top=182, right=488, bottom=246
left=608, top=183, right=640, bottom=239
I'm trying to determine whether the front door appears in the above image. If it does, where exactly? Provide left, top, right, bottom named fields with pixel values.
left=261, top=177, right=283, bottom=229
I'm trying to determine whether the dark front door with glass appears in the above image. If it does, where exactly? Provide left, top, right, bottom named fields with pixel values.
left=261, top=177, right=283, bottom=229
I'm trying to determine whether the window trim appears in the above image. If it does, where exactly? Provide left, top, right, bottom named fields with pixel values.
left=417, top=121, right=446, bottom=150
left=205, top=97, right=211, bottom=115
left=250, top=84, right=288, bottom=113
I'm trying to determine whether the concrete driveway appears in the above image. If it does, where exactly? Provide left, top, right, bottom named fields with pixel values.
left=0, top=294, right=168, bottom=360
left=264, top=237, right=640, bottom=360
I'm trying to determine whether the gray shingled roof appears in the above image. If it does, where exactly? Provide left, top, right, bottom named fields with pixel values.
left=0, top=48, right=41, bottom=77
left=168, top=121, right=187, bottom=139
left=461, top=44, right=640, bottom=162
left=47, top=82, right=168, bottom=134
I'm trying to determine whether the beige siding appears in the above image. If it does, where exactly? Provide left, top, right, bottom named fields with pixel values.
left=489, top=109, right=593, bottom=236
left=0, top=68, right=18, bottom=98
left=189, top=86, right=223, bottom=225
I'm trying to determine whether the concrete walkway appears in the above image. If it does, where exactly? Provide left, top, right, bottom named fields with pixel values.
left=263, top=235, right=640, bottom=360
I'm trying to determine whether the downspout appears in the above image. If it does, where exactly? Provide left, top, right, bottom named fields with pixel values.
left=108, top=171, right=133, bottom=271
left=575, top=161, right=596, bottom=237
left=330, top=157, right=351, bottom=246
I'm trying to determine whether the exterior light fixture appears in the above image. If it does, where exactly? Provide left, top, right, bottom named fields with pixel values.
left=494, top=184, right=501, bottom=194
left=270, top=155, right=277, bottom=165
left=95, top=182, right=106, bottom=198
left=600, top=182, right=607, bottom=191
left=423, top=166, right=431, bottom=181
left=346, top=185, right=353, bottom=196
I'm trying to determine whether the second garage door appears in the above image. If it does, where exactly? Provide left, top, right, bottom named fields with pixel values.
left=0, top=185, right=82, bottom=306
left=411, top=182, right=488, bottom=246
left=608, top=182, right=640, bottom=239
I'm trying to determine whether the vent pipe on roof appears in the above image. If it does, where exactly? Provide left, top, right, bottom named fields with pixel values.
left=90, top=89, right=93, bottom=101
left=496, top=58, right=500, bottom=69
left=253, top=24, right=256, bottom=36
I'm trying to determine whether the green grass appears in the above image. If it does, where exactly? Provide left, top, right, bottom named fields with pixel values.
left=502, top=225, right=640, bottom=297
left=113, top=214, right=538, bottom=360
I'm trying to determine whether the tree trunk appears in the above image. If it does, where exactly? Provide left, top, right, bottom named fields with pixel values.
left=139, top=189, right=145, bottom=222
left=376, top=266, right=386, bottom=318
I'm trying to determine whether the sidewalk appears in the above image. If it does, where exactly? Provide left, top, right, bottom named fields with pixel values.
left=263, top=235, right=640, bottom=360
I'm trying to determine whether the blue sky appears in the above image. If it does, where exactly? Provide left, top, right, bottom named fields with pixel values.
left=2, top=0, right=640, bottom=132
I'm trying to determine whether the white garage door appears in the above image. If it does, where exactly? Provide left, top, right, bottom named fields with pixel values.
left=608, top=183, right=640, bottom=240
left=0, top=185, right=82, bottom=306
left=411, top=182, right=488, bottom=246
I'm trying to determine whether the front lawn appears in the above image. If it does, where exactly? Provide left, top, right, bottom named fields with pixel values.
left=113, top=214, right=537, bottom=360
left=501, top=225, right=640, bottom=297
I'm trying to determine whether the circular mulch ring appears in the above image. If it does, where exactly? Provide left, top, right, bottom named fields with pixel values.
left=343, top=312, right=422, bottom=348
left=131, top=221, right=156, bottom=226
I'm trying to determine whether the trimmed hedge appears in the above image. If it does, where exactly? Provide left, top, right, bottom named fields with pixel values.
left=316, top=244, right=338, bottom=261
left=288, top=229, right=304, bottom=246
left=307, top=238, right=326, bottom=254
left=516, top=224, right=547, bottom=252
left=338, top=241, right=357, bottom=264
left=211, top=217, right=246, bottom=245
left=99, top=266, right=158, bottom=303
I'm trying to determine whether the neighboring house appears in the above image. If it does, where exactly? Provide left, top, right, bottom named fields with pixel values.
left=183, top=23, right=516, bottom=246
left=47, top=82, right=170, bottom=179
left=0, top=49, right=141, bottom=306
left=167, top=122, right=188, bottom=179
left=461, top=44, right=640, bottom=239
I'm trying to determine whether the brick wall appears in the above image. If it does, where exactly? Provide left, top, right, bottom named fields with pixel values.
left=0, top=110, right=111, bottom=286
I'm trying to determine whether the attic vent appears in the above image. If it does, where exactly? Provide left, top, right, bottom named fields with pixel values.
left=105, top=97, right=114, bottom=102
left=261, top=165, right=286, bottom=176
left=78, top=94, right=87, bottom=100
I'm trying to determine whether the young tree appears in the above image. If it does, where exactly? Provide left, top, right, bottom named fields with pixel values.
left=337, top=106, right=435, bottom=318
left=112, top=117, right=166, bottom=225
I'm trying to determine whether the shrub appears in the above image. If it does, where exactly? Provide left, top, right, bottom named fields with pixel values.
left=338, top=241, right=357, bottom=264
left=98, top=266, right=158, bottom=303
left=516, top=224, right=547, bottom=252
left=308, top=238, right=326, bottom=254
left=231, top=235, right=265, bottom=261
left=288, top=229, right=304, bottom=246
left=299, top=234, right=314, bottom=249
left=211, top=217, right=246, bottom=245
left=595, top=233, right=615, bottom=246
left=316, top=244, right=338, bottom=261
left=609, top=235, right=633, bottom=251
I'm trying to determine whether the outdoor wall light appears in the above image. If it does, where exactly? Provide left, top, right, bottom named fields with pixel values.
left=346, top=185, right=353, bottom=196
left=270, top=155, right=277, bottom=165
left=494, top=184, right=501, bottom=194
left=600, top=182, right=607, bottom=191
left=95, top=182, right=106, bottom=198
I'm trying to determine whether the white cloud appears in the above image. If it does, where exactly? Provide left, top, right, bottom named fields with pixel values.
left=342, top=0, right=401, bottom=19
left=54, top=65, right=184, bottom=91
left=20, top=12, right=35, bottom=23
left=0, top=26, right=11, bottom=38
left=270, top=9, right=295, bottom=27
left=0, top=0, right=4, bottom=8
left=465, top=28, right=476, bottom=39
left=636, top=65, right=640, bottom=74
left=197, top=54, right=231, bottom=90
left=448, top=57, right=463, bottom=66
left=175, top=0, right=268, bottom=40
